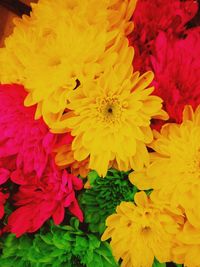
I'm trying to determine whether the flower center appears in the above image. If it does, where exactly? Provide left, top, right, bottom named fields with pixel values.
left=96, top=96, right=124, bottom=125
left=141, top=226, right=151, bottom=236
left=107, top=107, right=113, bottom=113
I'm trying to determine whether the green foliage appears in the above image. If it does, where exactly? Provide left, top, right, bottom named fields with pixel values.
left=80, top=169, right=138, bottom=234
left=152, top=258, right=166, bottom=267
left=0, top=218, right=118, bottom=267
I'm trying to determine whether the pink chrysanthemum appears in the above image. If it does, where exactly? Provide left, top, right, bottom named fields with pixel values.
left=0, top=84, right=82, bottom=236
left=0, top=84, right=56, bottom=178
left=151, top=29, right=200, bottom=123
left=6, top=159, right=83, bottom=237
left=130, top=0, right=198, bottom=71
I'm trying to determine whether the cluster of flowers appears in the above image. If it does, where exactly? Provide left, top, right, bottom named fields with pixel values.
left=0, top=0, right=199, bottom=266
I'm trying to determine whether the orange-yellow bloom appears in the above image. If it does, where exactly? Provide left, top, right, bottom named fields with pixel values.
left=130, top=105, right=200, bottom=228
left=52, top=60, right=167, bottom=176
left=102, top=191, right=181, bottom=267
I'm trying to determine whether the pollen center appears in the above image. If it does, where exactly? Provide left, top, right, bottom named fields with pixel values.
left=107, top=107, right=113, bottom=113
left=96, top=96, right=124, bottom=125
left=141, top=226, right=151, bottom=235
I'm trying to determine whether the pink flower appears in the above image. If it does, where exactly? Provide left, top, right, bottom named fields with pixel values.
left=151, top=28, right=200, bottom=123
left=0, top=83, right=80, bottom=236
left=0, top=84, right=56, bottom=178
left=130, top=0, right=198, bottom=71
left=7, top=159, right=83, bottom=237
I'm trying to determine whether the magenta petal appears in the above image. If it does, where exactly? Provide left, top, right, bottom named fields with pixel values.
left=69, top=200, right=83, bottom=222
left=0, top=168, right=10, bottom=185
left=52, top=204, right=65, bottom=225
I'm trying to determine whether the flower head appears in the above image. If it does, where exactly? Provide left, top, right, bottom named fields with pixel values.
left=6, top=159, right=83, bottom=237
left=31, top=0, right=136, bottom=36
left=132, top=0, right=198, bottom=40
left=130, top=0, right=198, bottom=71
left=53, top=63, right=167, bottom=176
left=151, top=29, right=200, bottom=123
left=102, top=191, right=181, bottom=267
left=131, top=105, right=200, bottom=228
left=0, top=84, right=55, bottom=178
left=0, top=0, right=136, bottom=130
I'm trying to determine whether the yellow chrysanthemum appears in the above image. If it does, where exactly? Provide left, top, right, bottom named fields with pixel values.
left=101, top=191, right=181, bottom=267
left=52, top=57, right=167, bottom=176
left=0, top=0, right=136, bottom=129
left=173, top=221, right=200, bottom=267
left=31, top=0, right=136, bottom=38
left=130, top=105, right=200, bottom=228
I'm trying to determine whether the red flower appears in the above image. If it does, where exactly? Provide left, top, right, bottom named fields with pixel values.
left=0, top=84, right=56, bottom=178
left=7, top=159, right=83, bottom=237
left=130, top=0, right=198, bottom=72
left=151, top=28, right=200, bottom=123
left=0, top=83, right=81, bottom=236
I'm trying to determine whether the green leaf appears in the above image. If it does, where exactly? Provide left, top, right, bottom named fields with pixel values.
left=70, top=217, right=81, bottom=231
left=88, top=170, right=99, bottom=185
left=88, top=234, right=100, bottom=249
left=0, top=218, right=118, bottom=267
left=152, top=258, right=166, bottom=267
left=40, top=233, right=53, bottom=245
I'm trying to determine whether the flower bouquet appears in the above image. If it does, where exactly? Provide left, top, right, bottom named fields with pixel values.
left=0, top=0, right=200, bottom=266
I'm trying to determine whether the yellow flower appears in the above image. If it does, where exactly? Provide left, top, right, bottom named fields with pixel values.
left=101, top=191, right=181, bottom=267
left=130, top=105, right=200, bottom=228
left=31, top=0, right=136, bottom=37
left=0, top=0, right=136, bottom=129
left=173, top=221, right=200, bottom=267
left=52, top=58, right=167, bottom=176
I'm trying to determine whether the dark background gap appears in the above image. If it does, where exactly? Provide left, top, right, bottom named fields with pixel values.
left=0, top=0, right=31, bottom=16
